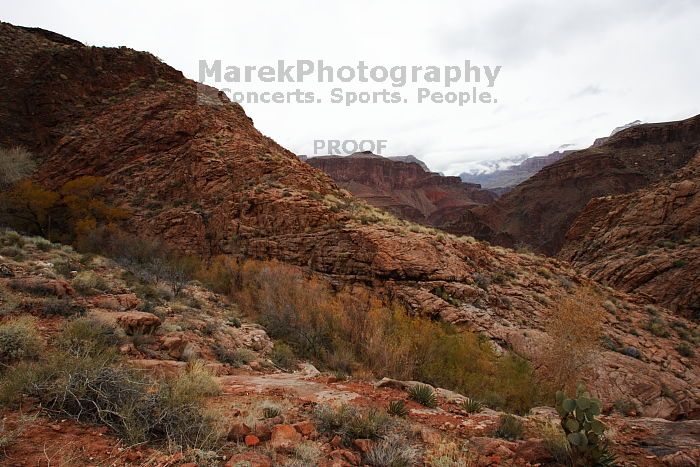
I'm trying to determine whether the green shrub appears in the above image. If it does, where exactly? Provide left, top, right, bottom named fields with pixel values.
left=8, top=279, right=54, bottom=296
left=6, top=352, right=222, bottom=448
left=72, top=271, right=109, bottom=295
left=314, top=404, right=391, bottom=442
left=270, top=341, right=297, bottom=370
left=0, top=316, right=43, bottom=364
left=676, top=342, right=694, bottom=358
left=556, top=385, right=615, bottom=466
left=460, top=397, right=483, bottom=414
left=644, top=317, right=670, bottom=337
left=53, top=260, right=77, bottom=278
left=364, top=434, right=418, bottom=466
left=262, top=402, right=282, bottom=419
left=473, top=273, right=491, bottom=290
left=408, top=384, right=437, bottom=408
left=612, top=399, right=637, bottom=416
left=535, top=420, right=570, bottom=465
left=387, top=399, right=408, bottom=417
left=0, top=246, right=24, bottom=260
left=288, top=441, right=322, bottom=466
left=39, top=298, right=85, bottom=317
left=1, top=231, right=24, bottom=247
left=33, top=238, right=53, bottom=252
left=495, top=414, right=524, bottom=440
left=213, top=345, right=255, bottom=367
left=201, top=322, right=217, bottom=336
left=57, top=316, right=124, bottom=357
left=226, top=316, right=242, bottom=328
left=168, top=361, right=221, bottom=402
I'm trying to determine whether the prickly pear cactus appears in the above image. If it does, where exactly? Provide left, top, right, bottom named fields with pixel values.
left=555, top=384, right=616, bottom=466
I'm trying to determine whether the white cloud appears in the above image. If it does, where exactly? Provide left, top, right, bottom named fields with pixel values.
left=3, top=0, right=699, bottom=174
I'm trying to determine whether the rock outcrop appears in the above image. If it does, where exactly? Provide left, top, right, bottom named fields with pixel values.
left=307, top=152, right=496, bottom=226
left=561, top=152, right=700, bottom=319
left=1, top=22, right=698, bottom=418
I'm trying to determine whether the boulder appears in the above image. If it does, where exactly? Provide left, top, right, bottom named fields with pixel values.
left=227, top=422, right=252, bottom=441
left=293, top=420, right=316, bottom=437
left=270, top=424, right=301, bottom=451
left=113, top=311, right=161, bottom=335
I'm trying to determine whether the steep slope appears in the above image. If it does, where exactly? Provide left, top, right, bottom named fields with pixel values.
left=1, top=22, right=698, bottom=418
left=459, top=150, right=570, bottom=191
left=450, top=115, right=700, bottom=255
left=561, top=152, right=700, bottom=319
left=307, top=152, right=496, bottom=225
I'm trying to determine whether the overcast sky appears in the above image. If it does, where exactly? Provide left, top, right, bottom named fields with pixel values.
left=3, top=0, right=700, bottom=174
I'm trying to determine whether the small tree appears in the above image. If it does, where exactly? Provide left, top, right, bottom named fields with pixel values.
left=161, top=255, right=201, bottom=296
left=538, top=289, right=603, bottom=395
left=0, top=180, right=60, bottom=237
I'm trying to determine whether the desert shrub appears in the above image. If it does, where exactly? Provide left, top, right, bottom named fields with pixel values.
left=602, top=300, right=617, bottom=313
left=287, top=441, right=322, bottom=466
left=645, top=317, right=670, bottom=338
left=495, top=414, right=523, bottom=440
left=8, top=279, right=55, bottom=296
left=0, top=289, right=20, bottom=316
left=409, top=384, right=437, bottom=408
left=676, top=342, right=694, bottom=358
left=236, top=259, right=542, bottom=414
left=161, top=255, right=201, bottom=296
left=314, top=404, right=391, bottom=442
left=6, top=353, right=222, bottom=448
left=71, top=271, right=109, bottom=295
left=0, top=147, right=36, bottom=188
left=262, top=402, right=282, bottom=419
left=32, top=238, right=54, bottom=252
left=53, top=260, right=77, bottom=278
left=270, top=341, right=297, bottom=370
left=622, top=346, right=642, bottom=359
left=1, top=230, right=24, bottom=247
left=201, top=322, right=217, bottom=336
left=460, top=397, right=483, bottom=414
left=473, top=273, right=491, bottom=290
left=538, top=289, right=603, bottom=394
left=425, top=441, right=474, bottom=467
left=39, top=298, right=85, bottom=317
left=533, top=419, right=570, bottom=465
left=168, top=361, right=221, bottom=401
left=490, top=353, right=542, bottom=415
left=612, top=399, right=638, bottom=416
left=56, top=316, right=123, bottom=357
left=0, top=316, right=43, bottom=364
left=197, top=255, right=242, bottom=295
left=213, top=345, right=255, bottom=367
left=364, top=434, right=419, bottom=467
left=0, top=246, right=24, bottom=260
left=226, top=315, right=242, bottom=327
left=387, top=399, right=408, bottom=417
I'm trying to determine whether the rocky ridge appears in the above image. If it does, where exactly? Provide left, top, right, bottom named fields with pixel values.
left=0, top=22, right=698, bottom=418
left=560, top=152, right=700, bottom=319
left=307, top=151, right=496, bottom=226
left=449, top=114, right=700, bottom=255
